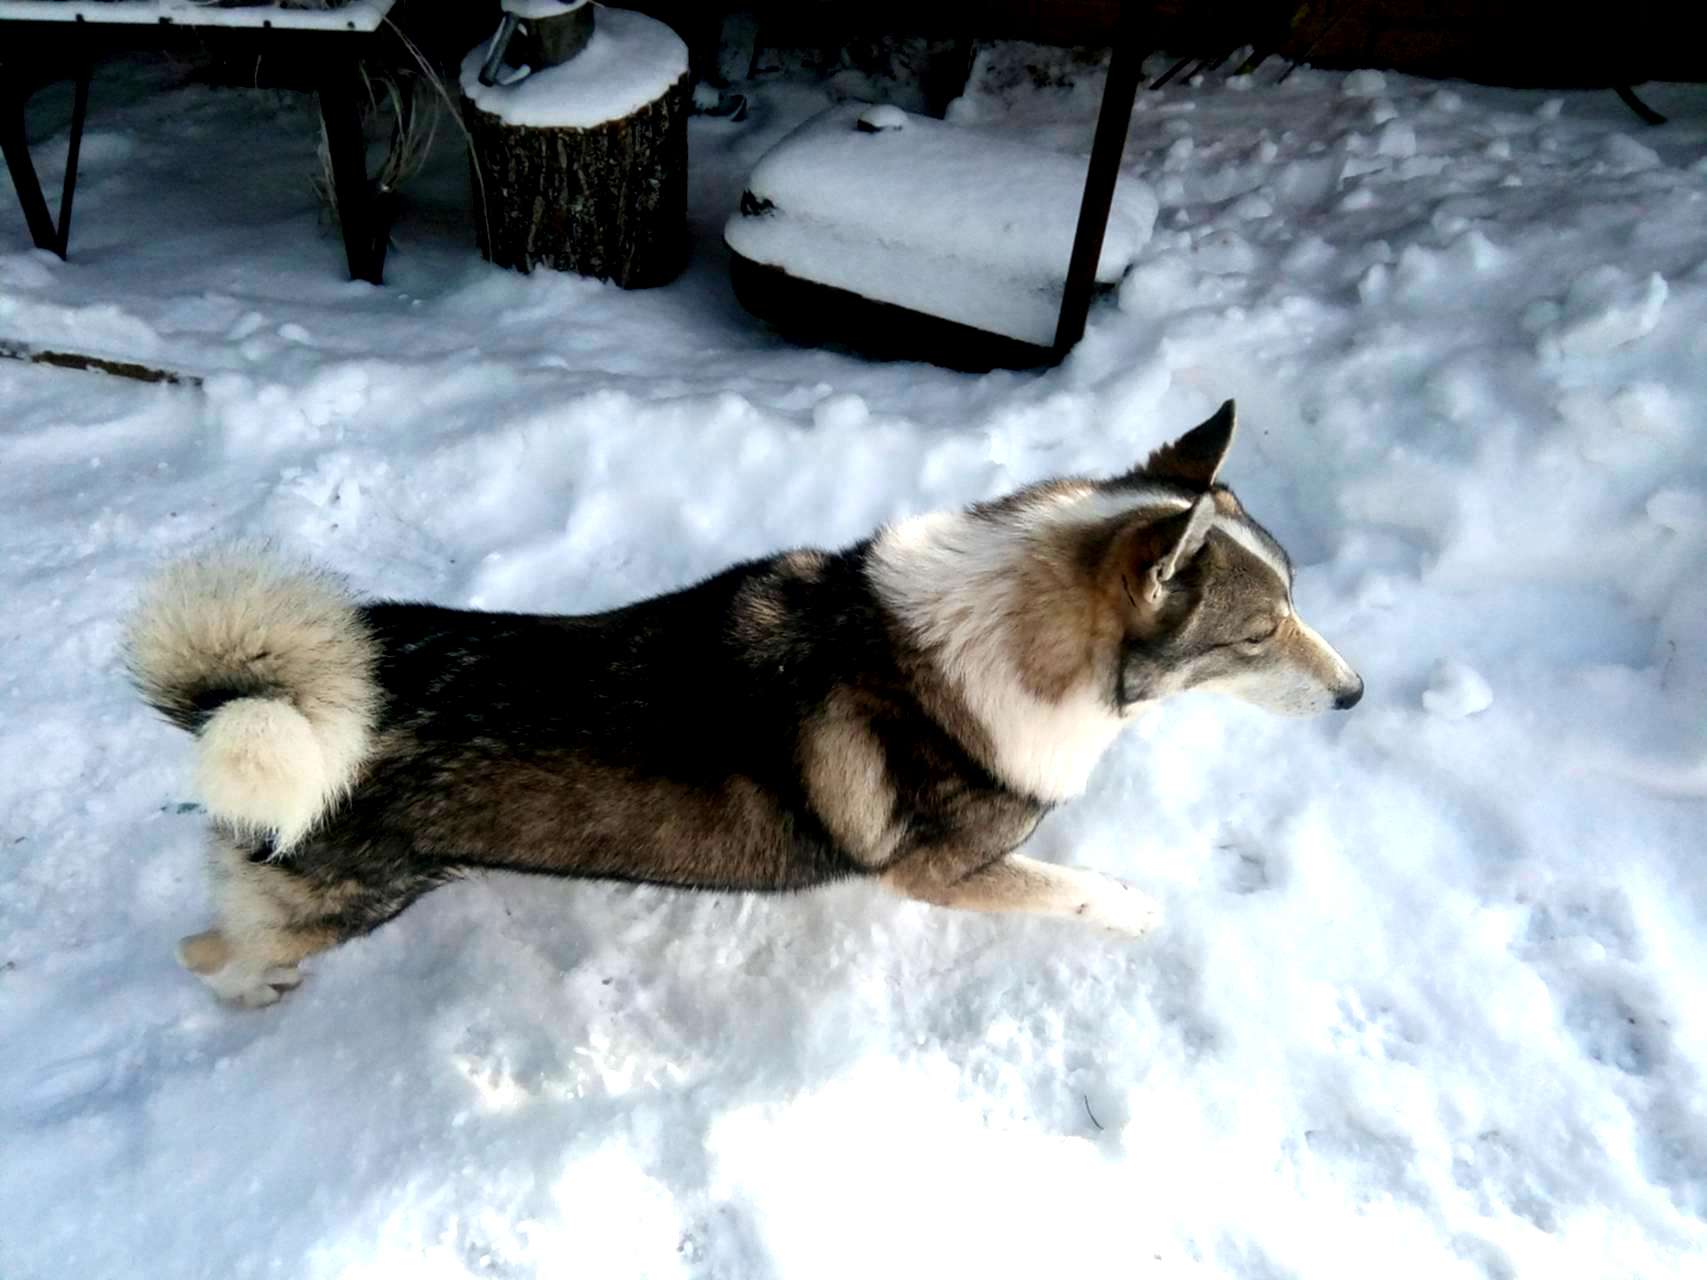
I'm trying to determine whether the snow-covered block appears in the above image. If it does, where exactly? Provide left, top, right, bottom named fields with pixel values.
left=725, top=104, right=1158, bottom=359
left=459, top=6, right=687, bottom=130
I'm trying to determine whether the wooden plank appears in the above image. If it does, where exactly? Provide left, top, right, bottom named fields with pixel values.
left=0, top=340, right=203, bottom=386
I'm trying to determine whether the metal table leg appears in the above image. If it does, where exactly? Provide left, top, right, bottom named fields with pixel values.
left=317, top=60, right=388, bottom=285
left=0, top=62, right=90, bottom=257
left=55, top=63, right=90, bottom=255
left=1053, top=2, right=1147, bottom=358
left=2, top=75, right=60, bottom=253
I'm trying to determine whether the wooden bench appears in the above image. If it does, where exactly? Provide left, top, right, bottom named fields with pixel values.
left=0, top=0, right=399, bottom=283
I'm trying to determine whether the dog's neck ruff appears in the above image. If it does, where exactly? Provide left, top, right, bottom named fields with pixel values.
left=868, top=486, right=1187, bottom=803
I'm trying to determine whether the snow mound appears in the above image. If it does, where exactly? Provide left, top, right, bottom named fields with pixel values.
left=1647, top=487, right=1707, bottom=533
left=1599, top=133, right=1662, bottom=172
left=1545, top=266, right=1669, bottom=357
left=1341, top=69, right=1388, bottom=97
left=1421, top=660, right=1494, bottom=719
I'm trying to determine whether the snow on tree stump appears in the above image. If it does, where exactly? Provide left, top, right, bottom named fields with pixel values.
left=459, top=6, right=690, bottom=289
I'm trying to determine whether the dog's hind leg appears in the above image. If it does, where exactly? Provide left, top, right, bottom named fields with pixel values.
left=178, top=828, right=435, bottom=1007
left=882, top=851, right=1160, bottom=937
left=177, top=830, right=345, bottom=1006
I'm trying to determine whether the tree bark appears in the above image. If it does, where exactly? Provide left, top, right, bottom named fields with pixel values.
left=462, top=69, right=689, bottom=289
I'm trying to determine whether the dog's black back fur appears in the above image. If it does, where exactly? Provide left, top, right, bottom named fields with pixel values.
left=261, top=545, right=1042, bottom=935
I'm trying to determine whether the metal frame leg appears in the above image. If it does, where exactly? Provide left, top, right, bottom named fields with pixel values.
left=1053, top=2, right=1146, bottom=358
left=1614, top=85, right=1666, bottom=126
left=56, top=63, right=90, bottom=254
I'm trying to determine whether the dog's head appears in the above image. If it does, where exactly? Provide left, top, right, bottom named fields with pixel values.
left=1101, top=401, right=1363, bottom=717
left=871, top=401, right=1363, bottom=798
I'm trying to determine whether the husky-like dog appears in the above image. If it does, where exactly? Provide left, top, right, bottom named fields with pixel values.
left=128, top=402, right=1361, bottom=1005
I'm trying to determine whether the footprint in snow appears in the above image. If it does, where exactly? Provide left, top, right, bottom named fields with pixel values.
left=1561, top=981, right=1667, bottom=1078
left=1216, top=839, right=1274, bottom=895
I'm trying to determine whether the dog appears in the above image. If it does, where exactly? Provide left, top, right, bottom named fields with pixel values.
left=127, top=401, right=1362, bottom=1006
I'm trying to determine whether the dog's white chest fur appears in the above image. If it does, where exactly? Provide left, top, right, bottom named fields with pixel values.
left=868, top=503, right=1133, bottom=802
left=967, top=677, right=1128, bottom=802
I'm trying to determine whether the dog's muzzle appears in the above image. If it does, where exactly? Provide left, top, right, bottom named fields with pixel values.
left=1333, top=678, right=1365, bottom=710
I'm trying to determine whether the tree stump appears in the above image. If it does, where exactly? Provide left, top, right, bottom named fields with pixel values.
left=459, top=8, right=690, bottom=289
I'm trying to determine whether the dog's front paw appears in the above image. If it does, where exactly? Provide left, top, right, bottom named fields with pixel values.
left=1077, top=879, right=1161, bottom=938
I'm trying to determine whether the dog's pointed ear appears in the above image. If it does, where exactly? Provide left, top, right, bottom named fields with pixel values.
left=1143, top=400, right=1237, bottom=491
left=1141, top=493, right=1217, bottom=604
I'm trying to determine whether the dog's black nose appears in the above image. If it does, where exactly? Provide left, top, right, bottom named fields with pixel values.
left=1334, top=679, right=1364, bottom=710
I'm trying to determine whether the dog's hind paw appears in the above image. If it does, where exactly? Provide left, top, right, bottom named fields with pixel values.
left=1078, top=880, right=1162, bottom=938
left=205, top=960, right=303, bottom=1008
left=229, top=966, right=302, bottom=1008
left=177, top=931, right=304, bottom=1007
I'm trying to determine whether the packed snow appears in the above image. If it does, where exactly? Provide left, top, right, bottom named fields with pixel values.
left=1, top=36, right=1705, bottom=1280
left=727, top=102, right=1159, bottom=344
left=460, top=6, right=688, bottom=129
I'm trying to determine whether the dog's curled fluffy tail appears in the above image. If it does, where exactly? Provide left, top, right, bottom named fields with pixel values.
left=125, top=549, right=378, bottom=853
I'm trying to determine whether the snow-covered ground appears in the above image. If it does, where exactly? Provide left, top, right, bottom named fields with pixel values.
left=2, top=40, right=1705, bottom=1280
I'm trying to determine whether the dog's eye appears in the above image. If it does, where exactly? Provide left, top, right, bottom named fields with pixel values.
left=1241, top=625, right=1278, bottom=647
